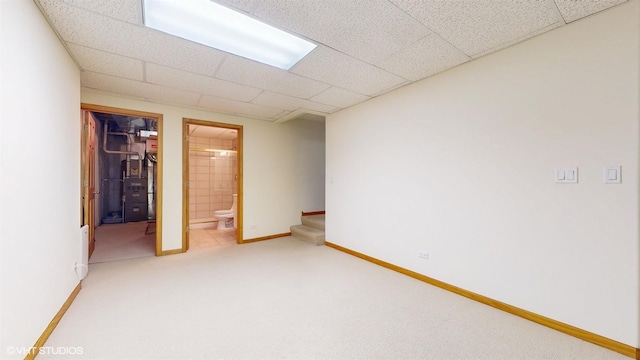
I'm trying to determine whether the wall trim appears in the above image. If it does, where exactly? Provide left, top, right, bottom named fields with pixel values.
left=324, top=241, right=638, bottom=359
left=26, top=283, right=82, bottom=360
left=301, top=211, right=325, bottom=216
left=160, top=249, right=184, bottom=256
left=242, top=232, right=291, bottom=244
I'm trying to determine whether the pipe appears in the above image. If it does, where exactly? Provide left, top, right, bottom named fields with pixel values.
left=125, top=129, right=131, bottom=179
left=103, top=123, right=142, bottom=178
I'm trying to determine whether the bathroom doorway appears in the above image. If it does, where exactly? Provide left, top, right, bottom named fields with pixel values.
left=81, top=104, right=163, bottom=262
left=182, top=118, right=243, bottom=251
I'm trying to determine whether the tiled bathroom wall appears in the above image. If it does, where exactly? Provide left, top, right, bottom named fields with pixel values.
left=189, top=136, right=237, bottom=222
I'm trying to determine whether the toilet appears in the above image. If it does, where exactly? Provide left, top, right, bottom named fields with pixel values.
left=214, top=194, right=237, bottom=230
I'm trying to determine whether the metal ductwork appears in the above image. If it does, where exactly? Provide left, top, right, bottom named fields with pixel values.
left=102, top=122, right=142, bottom=179
left=96, top=112, right=158, bottom=224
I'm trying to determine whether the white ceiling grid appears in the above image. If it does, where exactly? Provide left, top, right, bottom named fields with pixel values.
left=252, top=92, right=338, bottom=113
left=215, top=56, right=331, bottom=99
left=198, top=94, right=286, bottom=119
left=309, top=87, right=371, bottom=109
left=389, top=0, right=562, bottom=56
left=291, top=46, right=408, bottom=96
left=145, top=63, right=263, bottom=102
left=250, top=0, right=433, bottom=65
left=82, top=72, right=202, bottom=106
left=376, top=34, right=471, bottom=81
left=67, top=43, right=145, bottom=81
left=554, top=0, right=628, bottom=22
left=61, top=0, right=142, bottom=24
left=35, top=0, right=628, bottom=122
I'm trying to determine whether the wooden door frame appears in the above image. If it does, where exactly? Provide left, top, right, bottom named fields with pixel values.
left=182, top=118, right=244, bottom=251
left=81, top=111, right=97, bottom=258
left=81, top=103, right=164, bottom=256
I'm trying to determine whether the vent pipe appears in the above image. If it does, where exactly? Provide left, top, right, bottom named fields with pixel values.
left=103, top=123, right=142, bottom=178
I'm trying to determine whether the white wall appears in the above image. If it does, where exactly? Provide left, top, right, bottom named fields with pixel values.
left=0, top=0, right=325, bottom=350
left=327, top=0, right=639, bottom=347
left=0, top=0, right=81, bottom=357
left=81, top=92, right=325, bottom=249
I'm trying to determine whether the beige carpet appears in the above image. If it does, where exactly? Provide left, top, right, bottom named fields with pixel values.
left=44, top=237, right=626, bottom=359
left=89, top=222, right=155, bottom=264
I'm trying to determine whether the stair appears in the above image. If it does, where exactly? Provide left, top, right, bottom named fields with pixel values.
left=290, top=214, right=325, bottom=246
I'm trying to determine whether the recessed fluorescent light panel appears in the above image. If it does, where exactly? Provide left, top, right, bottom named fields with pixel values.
left=143, top=0, right=317, bottom=70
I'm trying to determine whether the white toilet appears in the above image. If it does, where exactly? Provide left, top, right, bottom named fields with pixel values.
left=214, top=194, right=237, bottom=230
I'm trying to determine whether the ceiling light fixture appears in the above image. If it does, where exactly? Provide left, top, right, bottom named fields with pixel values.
left=143, top=0, right=317, bottom=70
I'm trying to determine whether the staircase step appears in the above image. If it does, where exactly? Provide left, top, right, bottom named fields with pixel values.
left=301, top=214, right=325, bottom=231
left=290, top=224, right=325, bottom=246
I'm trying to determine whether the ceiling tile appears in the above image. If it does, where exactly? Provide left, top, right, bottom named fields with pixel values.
left=82, top=72, right=200, bottom=106
left=67, top=43, right=144, bottom=81
left=554, top=0, right=627, bottom=23
left=133, top=32, right=226, bottom=77
left=376, top=35, right=471, bottom=81
left=291, top=46, right=407, bottom=96
left=252, top=0, right=431, bottom=64
left=309, top=87, right=371, bottom=109
left=38, top=0, right=627, bottom=121
left=145, top=63, right=262, bottom=102
left=214, top=0, right=259, bottom=13
left=37, top=0, right=226, bottom=76
left=391, top=0, right=559, bottom=56
left=216, top=56, right=330, bottom=99
left=470, top=22, right=561, bottom=60
left=37, top=0, right=135, bottom=47
left=59, top=0, right=142, bottom=24
left=252, top=92, right=338, bottom=113
left=198, top=95, right=286, bottom=121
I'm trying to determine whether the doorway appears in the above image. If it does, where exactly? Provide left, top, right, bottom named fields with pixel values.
left=182, top=118, right=243, bottom=251
left=81, top=104, right=163, bottom=262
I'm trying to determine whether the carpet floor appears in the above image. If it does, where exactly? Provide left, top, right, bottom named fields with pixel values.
left=42, top=237, right=626, bottom=359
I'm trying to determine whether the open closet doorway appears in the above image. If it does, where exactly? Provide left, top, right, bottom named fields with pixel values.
left=81, top=104, right=163, bottom=263
left=182, top=118, right=243, bottom=251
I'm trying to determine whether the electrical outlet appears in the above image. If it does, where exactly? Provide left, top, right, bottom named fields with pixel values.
left=250, top=225, right=257, bottom=230
left=418, top=251, right=429, bottom=260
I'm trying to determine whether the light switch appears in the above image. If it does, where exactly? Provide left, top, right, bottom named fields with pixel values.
left=604, top=166, right=621, bottom=184
left=566, top=170, right=575, bottom=181
left=555, top=167, right=578, bottom=184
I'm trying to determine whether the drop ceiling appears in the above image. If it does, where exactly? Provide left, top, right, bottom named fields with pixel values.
left=35, top=0, right=627, bottom=122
